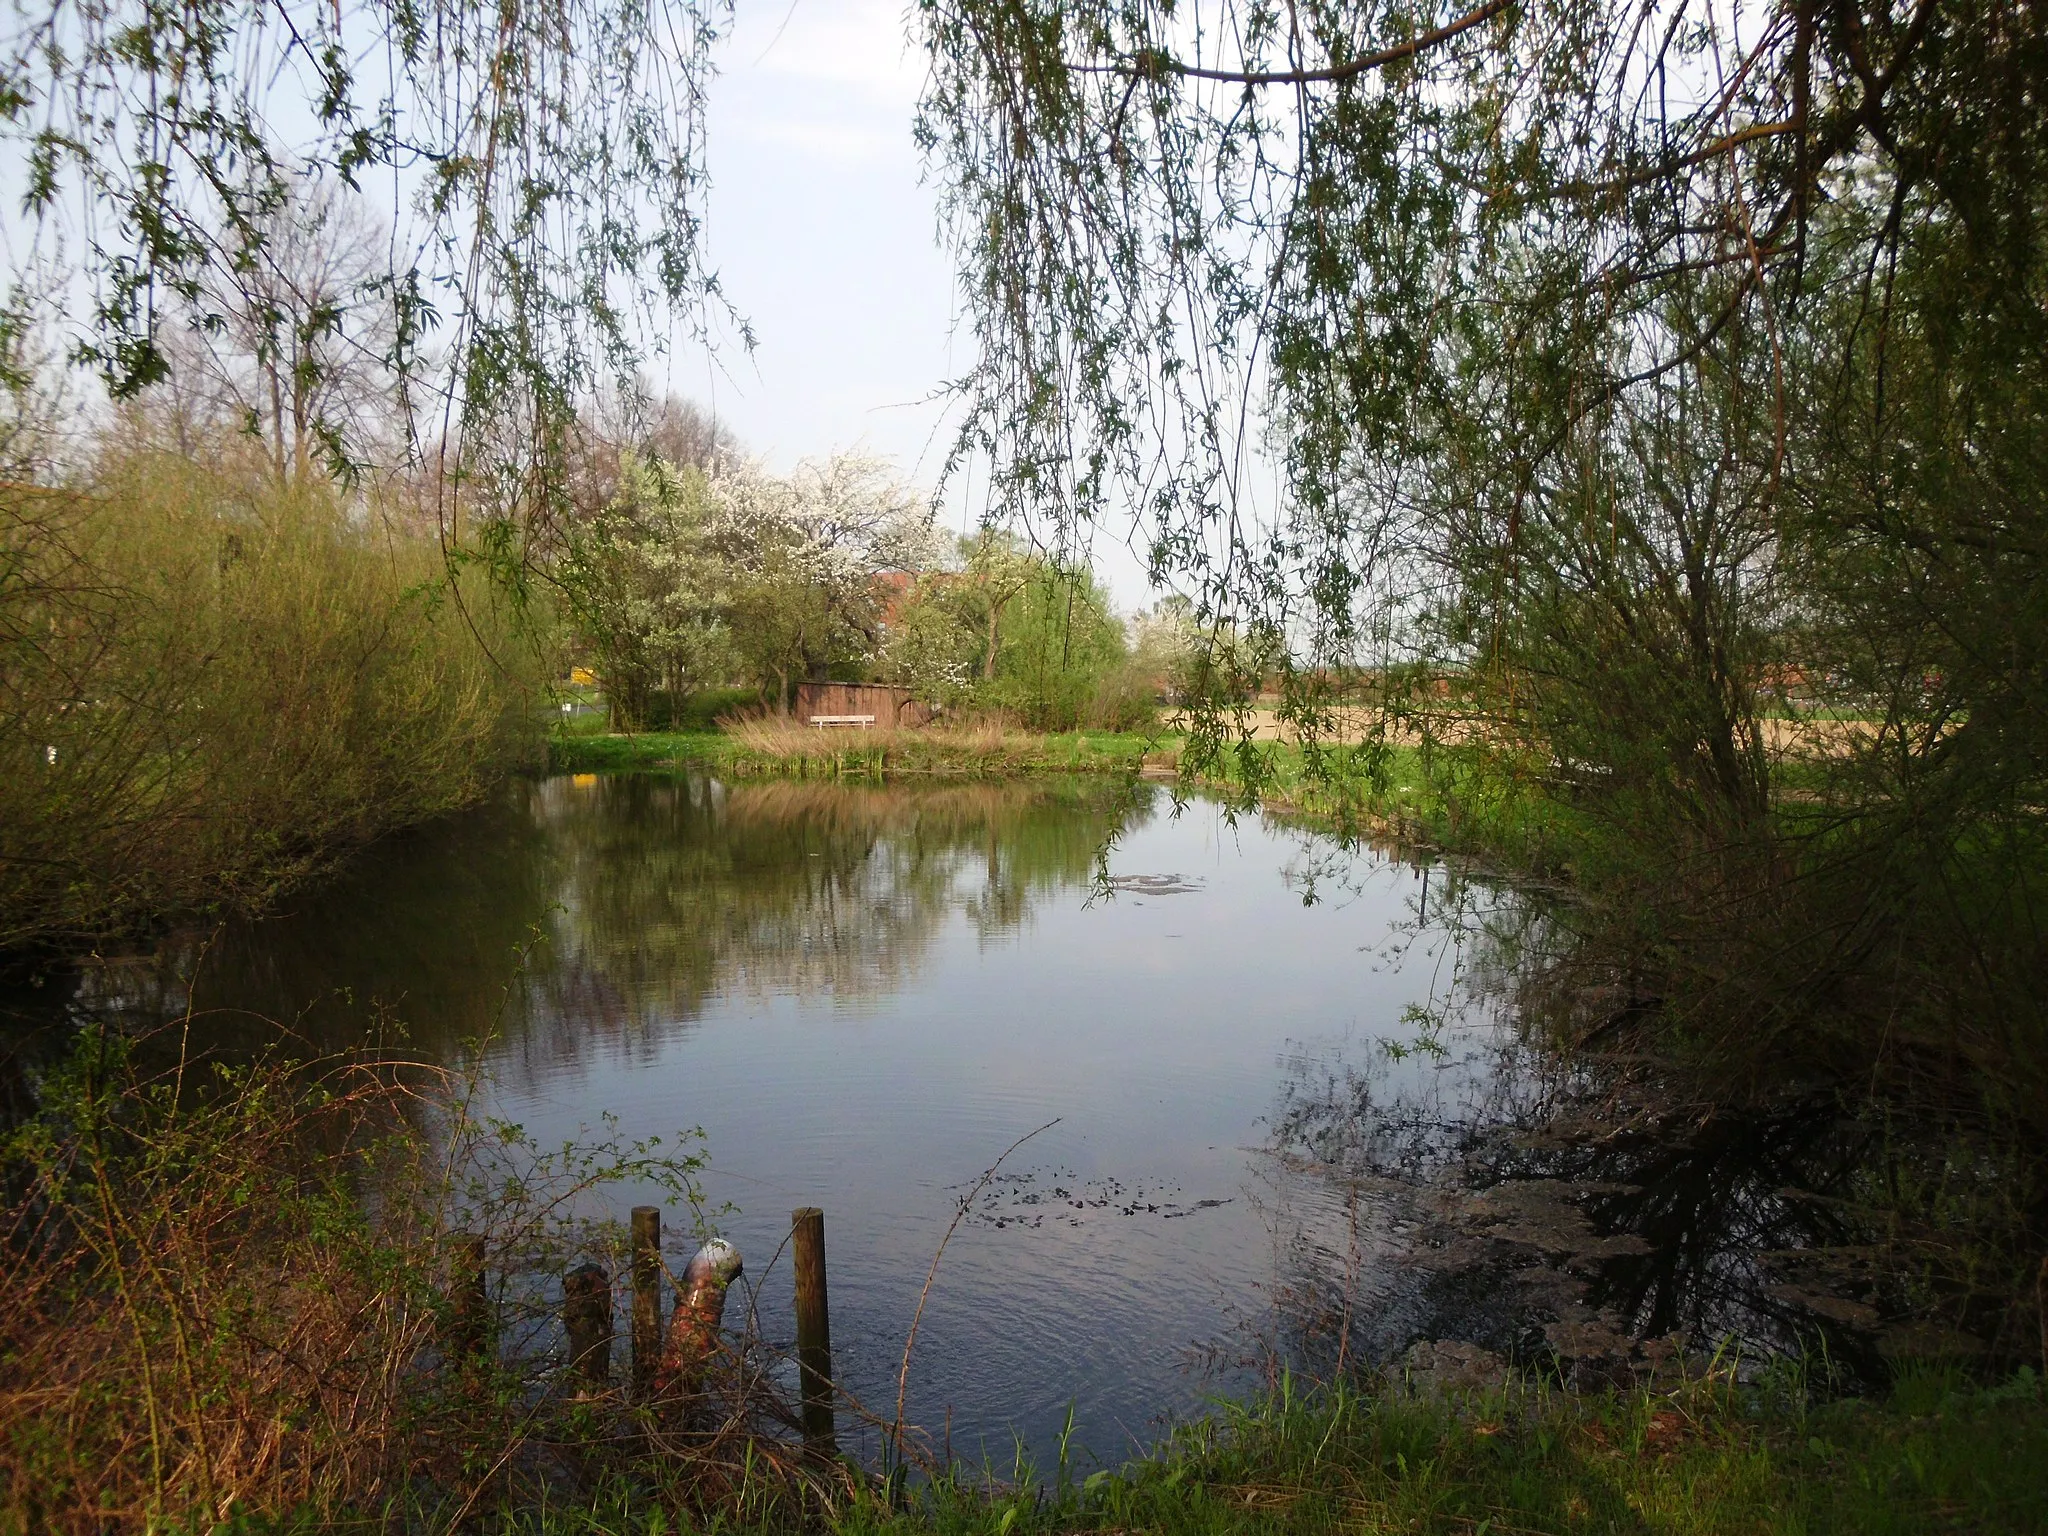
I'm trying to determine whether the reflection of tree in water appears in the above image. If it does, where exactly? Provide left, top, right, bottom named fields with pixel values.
left=506, top=774, right=1149, bottom=1079
left=7, top=793, right=560, bottom=1061
left=11, top=775, right=1148, bottom=1091
left=1242, top=869, right=1961, bottom=1392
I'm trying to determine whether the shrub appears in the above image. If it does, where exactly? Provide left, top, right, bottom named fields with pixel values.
left=0, top=451, right=545, bottom=950
left=639, top=685, right=762, bottom=731
left=1084, top=662, right=1163, bottom=732
left=0, top=1022, right=819, bottom=1533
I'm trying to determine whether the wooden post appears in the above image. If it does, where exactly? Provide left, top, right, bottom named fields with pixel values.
left=564, top=1261, right=612, bottom=1387
left=792, top=1206, right=835, bottom=1451
left=631, top=1205, right=662, bottom=1393
left=451, top=1233, right=487, bottom=1360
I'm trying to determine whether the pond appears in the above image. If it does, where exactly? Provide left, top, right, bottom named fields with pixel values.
left=6, top=772, right=1922, bottom=1469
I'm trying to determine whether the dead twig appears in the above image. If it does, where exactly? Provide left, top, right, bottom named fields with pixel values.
left=891, top=1118, right=1060, bottom=1468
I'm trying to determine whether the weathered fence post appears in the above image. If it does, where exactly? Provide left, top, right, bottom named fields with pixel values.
left=564, top=1261, right=612, bottom=1387
left=450, top=1233, right=488, bottom=1360
left=632, top=1205, right=662, bottom=1393
left=792, top=1206, right=835, bottom=1451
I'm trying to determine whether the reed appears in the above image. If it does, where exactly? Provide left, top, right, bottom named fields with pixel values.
left=718, top=716, right=1148, bottom=781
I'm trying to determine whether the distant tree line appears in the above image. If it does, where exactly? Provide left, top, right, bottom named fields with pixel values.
left=552, top=407, right=1190, bottom=732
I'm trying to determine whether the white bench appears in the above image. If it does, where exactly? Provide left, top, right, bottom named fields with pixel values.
left=807, top=714, right=876, bottom=729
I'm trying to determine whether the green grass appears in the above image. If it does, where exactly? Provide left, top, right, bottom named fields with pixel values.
left=545, top=725, right=1174, bottom=779
left=462, top=1369, right=2048, bottom=1535
left=546, top=727, right=730, bottom=772
left=1177, top=736, right=1575, bottom=878
left=959, top=1371, right=2046, bottom=1536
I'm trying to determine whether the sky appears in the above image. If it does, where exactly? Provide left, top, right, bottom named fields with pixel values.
left=0, top=0, right=1166, bottom=610
left=660, top=0, right=1163, bottom=611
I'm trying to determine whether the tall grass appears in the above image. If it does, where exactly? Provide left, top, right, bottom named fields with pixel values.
left=0, top=1020, right=832, bottom=1533
left=0, top=448, right=545, bottom=951
left=0, top=1027, right=450, bottom=1526
left=832, top=1368, right=2048, bottom=1536
left=717, top=716, right=1159, bottom=781
left=724, top=717, right=1036, bottom=774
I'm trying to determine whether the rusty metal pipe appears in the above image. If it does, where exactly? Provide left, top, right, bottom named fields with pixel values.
left=656, top=1237, right=742, bottom=1399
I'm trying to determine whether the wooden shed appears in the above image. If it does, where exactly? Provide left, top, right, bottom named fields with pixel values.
left=793, top=682, right=933, bottom=729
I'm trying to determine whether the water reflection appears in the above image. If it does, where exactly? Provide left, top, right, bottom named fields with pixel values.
left=24, top=774, right=1149, bottom=1069
left=1250, top=965, right=1976, bottom=1391
left=1, top=771, right=1969, bottom=1469
left=518, top=776, right=1146, bottom=1076
left=16, top=792, right=561, bottom=1052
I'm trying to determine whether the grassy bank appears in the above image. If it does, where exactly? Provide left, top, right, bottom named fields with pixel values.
left=547, top=725, right=730, bottom=771
left=399, top=1367, right=2048, bottom=1535
left=547, top=719, right=1174, bottom=779
left=1225, top=738, right=1574, bottom=875
left=854, top=1371, right=2047, bottom=1536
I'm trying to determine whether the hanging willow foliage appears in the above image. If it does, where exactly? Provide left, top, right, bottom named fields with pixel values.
left=1, top=0, right=737, bottom=525
left=918, top=1, right=2048, bottom=1115
left=919, top=0, right=2040, bottom=660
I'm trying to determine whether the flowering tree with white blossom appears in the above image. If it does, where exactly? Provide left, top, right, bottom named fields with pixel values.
left=706, top=453, right=940, bottom=710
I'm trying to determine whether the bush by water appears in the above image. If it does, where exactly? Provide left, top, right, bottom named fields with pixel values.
left=0, top=452, right=545, bottom=952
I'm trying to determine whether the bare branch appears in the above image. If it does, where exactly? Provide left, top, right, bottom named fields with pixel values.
left=1076, top=0, right=1514, bottom=87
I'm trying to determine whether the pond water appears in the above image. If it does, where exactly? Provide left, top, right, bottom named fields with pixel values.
left=5, top=772, right=1927, bottom=1468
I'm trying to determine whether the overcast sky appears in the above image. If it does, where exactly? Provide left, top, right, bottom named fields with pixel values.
left=662, top=0, right=1162, bottom=611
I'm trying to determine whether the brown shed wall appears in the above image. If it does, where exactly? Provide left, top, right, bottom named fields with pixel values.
left=793, top=682, right=932, bottom=727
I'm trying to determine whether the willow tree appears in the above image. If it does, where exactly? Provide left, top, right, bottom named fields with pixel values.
left=1, top=0, right=733, bottom=535
left=919, top=2, right=2048, bottom=1112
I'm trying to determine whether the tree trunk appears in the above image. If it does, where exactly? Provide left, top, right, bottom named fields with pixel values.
left=268, top=366, right=287, bottom=482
